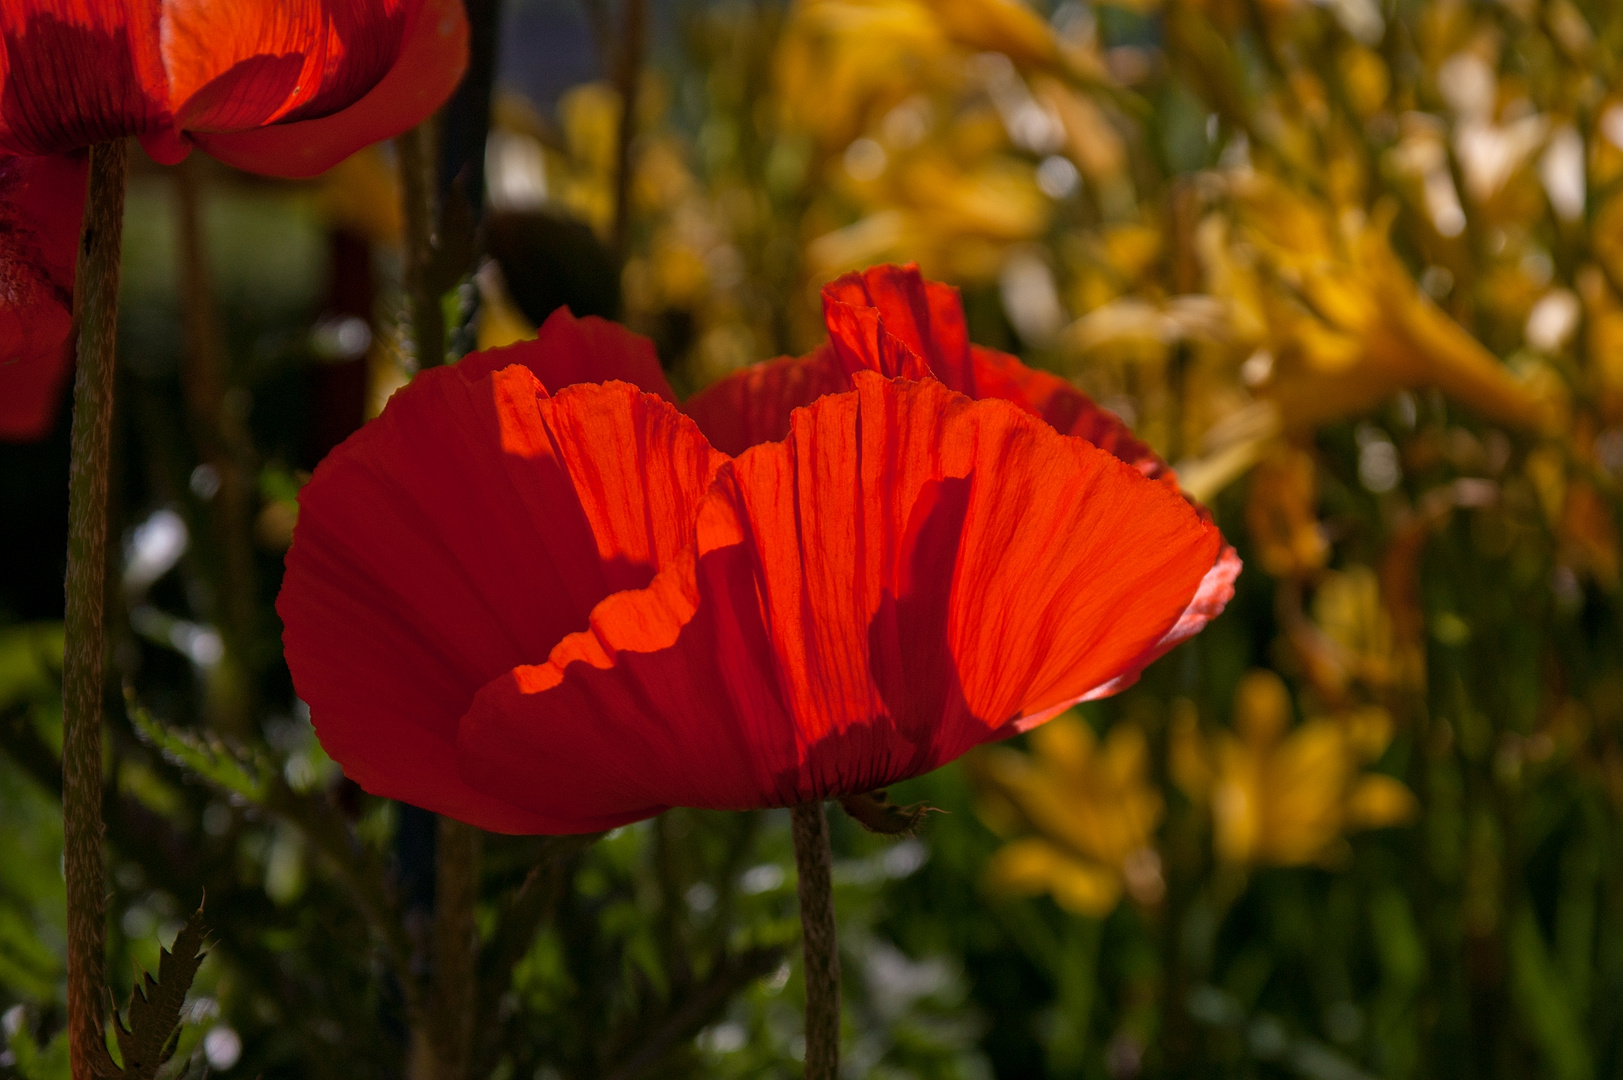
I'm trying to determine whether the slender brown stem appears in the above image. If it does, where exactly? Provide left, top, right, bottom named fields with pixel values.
left=430, top=818, right=481, bottom=1080
left=64, top=137, right=128, bottom=1080
left=397, top=123, right=446, bottom=369
left=172, top=156, right=256, bottom=732
left=611, top=0, right=647, bottom=262
left=790, top=801, right=840, bottom=1080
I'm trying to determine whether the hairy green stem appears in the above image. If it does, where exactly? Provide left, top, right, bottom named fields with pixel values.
left=64, top=137, right=128, bottom=1080
left=791, top=801, right=840, bottom=1080
left=397, top=122, right=446, bottom=369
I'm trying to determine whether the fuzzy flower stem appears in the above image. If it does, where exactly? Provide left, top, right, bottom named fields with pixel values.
left=791, top=801, right=840, bottom=1080
left=397, top=122, right=446, bottom=369
left=430, top=817, right=481, bottom=1080
left=63, top=137, right=128, bottom=1080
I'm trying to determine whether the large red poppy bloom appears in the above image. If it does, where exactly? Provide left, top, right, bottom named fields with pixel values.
left=0, top=0, right=469, bottom=440
left=278, top=265, right=1239, bottom=834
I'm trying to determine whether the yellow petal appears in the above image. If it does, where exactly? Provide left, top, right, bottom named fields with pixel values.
left=1169, top=699, right=1213, bottom=800
left=1234, top=669, right=1293, bottom=745
left=1345, top=775, right=1420, bottom=829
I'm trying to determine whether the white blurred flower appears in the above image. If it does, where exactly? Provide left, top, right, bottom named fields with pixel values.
left=1539, top=124, right=1585, bottom=221
left=1525, top=289, right=1580, bottom=353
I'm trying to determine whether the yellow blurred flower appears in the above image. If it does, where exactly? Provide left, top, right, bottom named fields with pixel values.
left=1294, top=563, right=1421, bottom=699
left=1218, top=176, right=1557, bottom=433
left=1578, top=265, right=1623, bottom=425
left=1244, top=444, right=1327, bottom=580
left=1172, top=671, right=1418, bottom=867
left=777, top=0, right=1126, bottom=286
left=308, top=145, right=403, bottom=246
left=972, top=715, right=1165, bottom=916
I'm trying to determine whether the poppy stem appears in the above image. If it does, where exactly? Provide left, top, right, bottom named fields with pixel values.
left=63, top=137, right=129, bottom=1080
left=398, top=122, right=447, bottom=369
left=429, top=817, right=481, bottom=1080
left=790, top=801, right=840, bottom=1080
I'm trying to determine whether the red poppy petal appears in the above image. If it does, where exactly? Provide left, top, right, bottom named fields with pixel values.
left=681, top=344, right=847, bottom=455
left=822, top=263, right=975, bottom=391
left=163, top=0, right=409, bottom=134
left=821, top=287, right=932, bottom=382
left=456, top=542, right=789, bottom=832
left=278, top=1, right=411, bottom=124
left=0, top=0, right=174, bottom=155
left=278, top=364, right=723, bottom=830
left=458, top=373, right=1227, bottom=828
left=0, top=151, right=84, bottom=442
left=191, top=0, right=465, bottom=179
left=969, top=345, right=1167, bottom=478
left=497, top=305, right=678, bottom=402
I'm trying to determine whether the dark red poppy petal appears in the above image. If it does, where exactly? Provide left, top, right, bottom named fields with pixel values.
left=279, top=363, right=723, bottom=831
left=276, top=1, right=410, bottom=124
left=163, top=0, right=408, bottom=135
left=822, top=263, right=975, bottom=391
left=681, top=344, right=847, bottom=456
left=193, top=0, right=465, bottom=179
left=0, top=151, right=84, bottom=442
left=458, top=373, right=1227, bottom=828
left=0, top=0, right=175, bottom=155
left=496, top=306, right=678, bottom=402
left=969, top=345, right=1168, bottom=477
left=822, top=289, right=932, bottom=382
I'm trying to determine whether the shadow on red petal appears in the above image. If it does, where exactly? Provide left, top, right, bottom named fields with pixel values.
left=0, top=10, right=171, bottom=155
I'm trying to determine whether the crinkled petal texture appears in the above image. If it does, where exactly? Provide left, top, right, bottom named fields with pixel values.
left=0, top=151, right=85, bottom=441
left=682, top=343, right=848, bottom=457
left=0, top=0, right=171, bottom=155
left=278, top=314, right=723, bottom=833
left=459, top=372, right=1226, bottom=832
left=495, top=304, right=678, bottom=402
left=684, top=263, right=1241, bottom=679
left=0, top=0, right=464, bottom=175
left=686, top=263, right=1161, bottom=473
left=192, top=0, right=468, bottom=178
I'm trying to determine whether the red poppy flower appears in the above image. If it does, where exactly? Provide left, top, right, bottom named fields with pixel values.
left=278, top=268, right=1238, bottom=834
left=0, top=151, right=83, bottom=441
left=684, top=263, right=1241, bottom=701
left=0, top=0, right=467, bottom=175
left=0, top=0, right=469, bottom=439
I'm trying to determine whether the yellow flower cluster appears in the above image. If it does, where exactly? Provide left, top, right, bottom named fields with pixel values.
left=1171, top=672, right=1417, bottom=868
left=971, top=715, right=1164, bottom=917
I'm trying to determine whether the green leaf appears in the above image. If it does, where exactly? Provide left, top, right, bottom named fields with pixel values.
left=1508, top=905, right=1593, bottom=1080
left=0, top=623, right=64, bottom=712
left=91, top=903, right=209, bottom=1080
left=125, top=691, right=269, bottom=804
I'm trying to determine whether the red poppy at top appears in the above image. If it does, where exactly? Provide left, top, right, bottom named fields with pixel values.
left=278, top=264, right=1241, bottom=835
left=0, top=0, right=469, bottom=440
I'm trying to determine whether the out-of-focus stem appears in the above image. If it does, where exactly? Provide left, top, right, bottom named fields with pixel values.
left=791, top=801, right=840, bottom=1080
left=64, top=137, right=128, bottom=1080
left=431, top=818, right=481, bottom=1080
left=173, top=156, right=256, bottom=732
left=397, top=123, right=446, bottom=369
left=611, top=0, right=646, bottom=262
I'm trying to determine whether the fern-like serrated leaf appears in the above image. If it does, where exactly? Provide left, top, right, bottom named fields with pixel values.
left=93, top=903, right=209, bottom=1080
left=125, top=690, right=270, bottom=804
